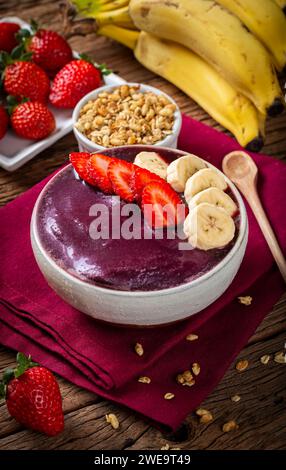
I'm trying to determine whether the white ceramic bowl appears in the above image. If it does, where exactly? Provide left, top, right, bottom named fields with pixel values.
left=31, top=146, right=248, bottom=327
left=72, top=83, right=182, bottom=152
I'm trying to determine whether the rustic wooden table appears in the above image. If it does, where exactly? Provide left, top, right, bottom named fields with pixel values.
left=0, top=0, right=285, bottom=451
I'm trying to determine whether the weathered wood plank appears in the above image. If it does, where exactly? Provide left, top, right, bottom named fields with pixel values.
left=126, top=330, right=286, bottom=450
left=0, top=0, right=285, bottom=451
left=0, top=301, right=285, bottom=449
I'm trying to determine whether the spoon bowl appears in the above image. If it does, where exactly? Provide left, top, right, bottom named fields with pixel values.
left=222, top=150, right=286, bottom=283
left=222, top=150, right=257, bottom=183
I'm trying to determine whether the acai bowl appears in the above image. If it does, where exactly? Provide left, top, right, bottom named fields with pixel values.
left=31, top=145, right=248, bottom=326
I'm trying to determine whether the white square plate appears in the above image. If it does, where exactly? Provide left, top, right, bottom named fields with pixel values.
left=0, top=17, right=125, bottom=172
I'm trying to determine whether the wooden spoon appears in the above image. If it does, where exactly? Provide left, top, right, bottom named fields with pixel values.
left=222, top=150, right=286, bottom=283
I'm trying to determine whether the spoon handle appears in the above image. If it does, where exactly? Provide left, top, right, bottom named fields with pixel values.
left=242, top=184, right=286, bottom=283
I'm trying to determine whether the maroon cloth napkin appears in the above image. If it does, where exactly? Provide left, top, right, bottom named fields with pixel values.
left=0, top=115, right=285, bottom=430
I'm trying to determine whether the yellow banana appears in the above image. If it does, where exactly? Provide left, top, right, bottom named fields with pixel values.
left=274, top=0, right=286, bottom=13
left=93, top=6, right=136, bottom=29
left=97, top=24, right=139, bottom=49
left=71, top=0, right=114, bottom=15
left=99, top=0, right=130, bottom=12
left=98, top=25, right=264, bottom=151
left=129, top=0, right=284, bottom=116
left=216, top=0, right=286, bottom=71
left=71, top=2, right=135, bottom=28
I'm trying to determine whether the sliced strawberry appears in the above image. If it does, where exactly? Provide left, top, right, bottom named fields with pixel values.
left=132, top=166, right=164, bottom=200
left=69, top=152, right=96, bottom=186
left=108, top=159, right=136, bottom=202
left=87, top=153, right=113, bottom=194
left=142, top=181, right=188, bottom=229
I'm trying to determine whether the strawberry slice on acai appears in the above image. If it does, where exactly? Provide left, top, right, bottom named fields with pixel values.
left=132, top=166, right=165, bottom=200
left=108, top=159, right=136, bottom=202
left=87, top=153, right=113, bottom=194
left=69, top=152, right=96, bottom=186
left=142, top=181, right=188, bottom=229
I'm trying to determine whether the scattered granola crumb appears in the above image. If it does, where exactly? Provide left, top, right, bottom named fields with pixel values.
left=238, top=296, right=252, bottom=306
left=236, top=359, right=249, bottom=372
left=192, top=362, right=201, bottom=376
left=231, top=394, right=241, bottom=403
left=176, top=370, right=195, bottom=387
left=186, top=334, right=199, bottom=341
left=164, top=392, right=175, bottom=400
left=196, top=408, right=210, bottom=416
left=138, top=376, right=151, bottom=384
left=274, top=351, right=286, bottom=364
left=161, top=444, right=181, bottom=450
left=222, top=420, right=239, bottom=432
left=106, top=413, right=119, bottom=429
left=196, top=408, right=213, bottom=424
left=161, top=444, right=170, bottom=450
left=199, top=412, right=213, bottom=424
left=134, top=342, right=144, bottom=356
left=260, top=355, right=271, bottom=365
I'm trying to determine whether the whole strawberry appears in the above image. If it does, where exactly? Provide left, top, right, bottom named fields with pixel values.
left=49, top=59, right=101, bottom=108
left=0, top=104, right=9, bottom=139
left=0, top=353, right=64, bottom=436
left=0, top=22, right=20, bottom=53
left=19, top=21, right=72, bottom=76
left=11, top=101, right=55, bottom=140
left=3, top=59, right=50, bottom=103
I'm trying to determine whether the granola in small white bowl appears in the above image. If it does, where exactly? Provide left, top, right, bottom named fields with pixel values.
left=72, top=83, right=182, bottom=152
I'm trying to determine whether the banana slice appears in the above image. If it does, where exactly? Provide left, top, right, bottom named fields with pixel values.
left=189, top=187, right=237, bottom=217
left=184, top=168, right=227, bottom=203
left=184, top=203, right=235, bottom=250
left=166, top=154, right=206, bottom=192
left=134, top=151, right=168, bottom=179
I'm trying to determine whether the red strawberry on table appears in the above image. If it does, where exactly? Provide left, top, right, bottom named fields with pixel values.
left=1, top=54, right=50, bottom=103
left=142, top=180, right=188, bottom=229
left=0, top=22, right=20, bottom=53
left=11, top=101, right=55, bottom=140
left=49, top=59, right=102, bottom=108
left=0, top=352, right=64, bottom=436
left=19, top=21, right=73, bottom=76
left=108, top=159, right=136, bottom=202
left=69, top=152, right=96, bottom=186
left=0, top=104, right=9, bottom=139
left=87, top=153, right=114, bottom=194
left=132, top=166, right=165, bottom=200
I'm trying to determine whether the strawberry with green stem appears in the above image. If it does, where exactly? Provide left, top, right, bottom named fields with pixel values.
left=0, top=47, right=50, bottom=103
left=17, top=20, right=73, bottom=77
left=0, top=353, right=64, bottom=436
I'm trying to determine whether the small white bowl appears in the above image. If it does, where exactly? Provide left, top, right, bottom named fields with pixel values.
left=72, top=82, right=182, bottom=152
left=31, top=146, right=248, bottom=327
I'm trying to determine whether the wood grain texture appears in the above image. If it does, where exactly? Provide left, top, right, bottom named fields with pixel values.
left=0, top=0, right=285, bottom=451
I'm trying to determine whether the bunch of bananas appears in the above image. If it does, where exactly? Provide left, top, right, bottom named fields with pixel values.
left=71, top=0, right=286, bottom=151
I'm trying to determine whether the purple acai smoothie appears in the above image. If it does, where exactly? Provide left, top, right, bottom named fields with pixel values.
left=36, top=147, right=239, bottom=291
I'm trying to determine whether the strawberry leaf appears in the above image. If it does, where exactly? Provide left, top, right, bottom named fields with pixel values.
left=30, top=19, right=38, bottom=34
left=16, top=28, right=31, bottom=41
left=98, top=63, right=112, bottom=76
left=11, top=43, right=25, bottom=60
left=14, top=353, right=38, bottom=378
left=78, top=52, right=91, bottom=63
left=2, top=368, right=15, bottom=385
